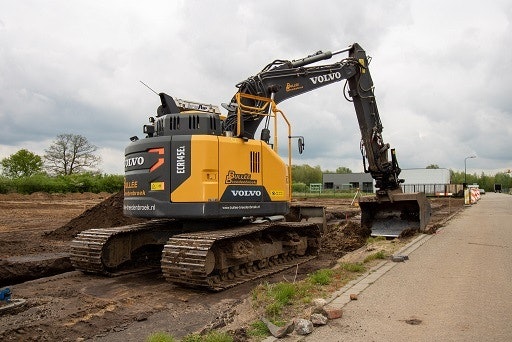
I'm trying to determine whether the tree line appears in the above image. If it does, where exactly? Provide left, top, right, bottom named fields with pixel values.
left=1, top=135, right=510, bottom=194
left=0, top=134, right=122, bottom=194
left=292, top=164, right=511, bottom=192
left=1, top=134, right=100, bottom=178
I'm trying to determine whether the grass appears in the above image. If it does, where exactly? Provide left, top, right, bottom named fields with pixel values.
left=340, top=262, right=365, bottom=273
left=309, top=269, right=334, bottom=285
left=182, top=331, right=233, bottom=342
left=363, top=250, right=387, bottom=263
left=246, top=321, right=270, bottom=338
left=251, top=262, right=367, bottom=324
left=146, top=332, right=177, bottom=342
left=146, top=331, right=233, bottom=342
left=366, top=236, right=386, bottom=244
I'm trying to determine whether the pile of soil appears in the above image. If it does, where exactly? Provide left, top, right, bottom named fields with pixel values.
left=322, top=220, right=367, bottom=258
left=47, top=191, right=147, bottom=240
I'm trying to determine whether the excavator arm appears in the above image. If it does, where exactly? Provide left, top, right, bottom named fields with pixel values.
left=224, top=43, right=431, bottom=236
left=224, top=43, right=401, bottom=194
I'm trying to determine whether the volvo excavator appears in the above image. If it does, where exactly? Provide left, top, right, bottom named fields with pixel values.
left=70, top=43, right=431, bottom=290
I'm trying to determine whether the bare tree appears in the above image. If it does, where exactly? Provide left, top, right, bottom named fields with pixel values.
left=44, top=134, right=101, bottom=175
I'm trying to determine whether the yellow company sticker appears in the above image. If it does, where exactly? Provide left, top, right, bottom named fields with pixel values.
left=151, top=182, right=165, bottom=191
left=271, top=190, right=284, bottom=197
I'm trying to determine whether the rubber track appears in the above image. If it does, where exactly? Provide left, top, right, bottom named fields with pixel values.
left=161, top=222, right=320, bottom=291
left=69, top=220, right=175, bottom=275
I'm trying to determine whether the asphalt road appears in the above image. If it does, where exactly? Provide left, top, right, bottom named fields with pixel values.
left=303, top=192, right=512, bottom=341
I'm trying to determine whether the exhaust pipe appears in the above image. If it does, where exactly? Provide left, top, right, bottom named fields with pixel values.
left=359, top=191, right=431, bottom=237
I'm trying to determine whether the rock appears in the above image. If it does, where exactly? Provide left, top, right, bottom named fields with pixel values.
left=324, top=306, right=343, bottom=320
left=350, top=293, right=358, bottom=300
left=312, top=306, right=328, bottom=316
left=392, top=255, right=409, bottom=262
left=295, top=318, right=314, bottom=335
left=312, top=298, right=327, bottom=308
left=260, top=317, right=294, bottom=338
left=310, top=313, right=328, bottom=326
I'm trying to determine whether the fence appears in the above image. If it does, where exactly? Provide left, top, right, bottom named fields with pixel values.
left=402, top=184, right=464, bottom=196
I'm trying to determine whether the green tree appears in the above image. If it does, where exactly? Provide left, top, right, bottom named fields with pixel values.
left=291, top=164, right=322, bottom=185
left=335, top=166, right=352, bottom=174
left=44, top=134, right=101, bottom=175
left=1, top=149, right=43, bottom=178
left=426, top=164, right=439, bottom=169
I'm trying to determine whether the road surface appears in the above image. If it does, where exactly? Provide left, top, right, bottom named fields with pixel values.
left=303, top=192, right=512, bottom=341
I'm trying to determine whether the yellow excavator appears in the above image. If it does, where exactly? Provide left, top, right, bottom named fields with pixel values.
left=70, top=43, right=431, bottom=290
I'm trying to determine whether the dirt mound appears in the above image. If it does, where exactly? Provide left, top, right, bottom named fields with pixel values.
left=321, top=220, right=367, bottom=258
left=47, top=191, right=148, bottom=240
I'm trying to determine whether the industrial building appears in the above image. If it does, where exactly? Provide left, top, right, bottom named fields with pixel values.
left=323, top=172, right=374, bottom=192
left=323, top=168, right=454, bottom=195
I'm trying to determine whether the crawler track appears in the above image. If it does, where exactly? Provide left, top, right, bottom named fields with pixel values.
left=162, top=222, right=321, bottom=291
left=71, top=220, right=320, bottom=291
left=70, top=220, right=178, bottom=275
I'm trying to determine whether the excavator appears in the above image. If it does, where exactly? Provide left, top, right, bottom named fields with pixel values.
left=70, top=43, right=431, bottom=290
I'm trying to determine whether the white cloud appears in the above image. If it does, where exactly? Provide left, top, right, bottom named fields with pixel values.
left=0, top=0, right=510, bottom=176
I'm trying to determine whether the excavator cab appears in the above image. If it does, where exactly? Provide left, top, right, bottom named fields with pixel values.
left=359, top=191, right=431, bottom=237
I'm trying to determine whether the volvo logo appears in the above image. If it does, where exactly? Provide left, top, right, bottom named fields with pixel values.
left=230, top=190, right=262, bottom=197
left=309, top=71, right=342, bottom=85
left=125, top=156, right=144, bottom=168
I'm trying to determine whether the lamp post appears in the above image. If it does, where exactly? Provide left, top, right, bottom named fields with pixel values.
left=464, top=155, right=476, bottom=187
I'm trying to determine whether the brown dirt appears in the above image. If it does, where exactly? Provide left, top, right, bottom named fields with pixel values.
left=0, top=192, right=463, bottom=341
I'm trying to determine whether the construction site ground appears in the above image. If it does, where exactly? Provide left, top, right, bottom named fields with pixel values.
left=0, top=192, right=463, bottom=341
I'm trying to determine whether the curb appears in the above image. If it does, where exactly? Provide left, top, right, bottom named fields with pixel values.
left=263, top=233, right=433, bottom=342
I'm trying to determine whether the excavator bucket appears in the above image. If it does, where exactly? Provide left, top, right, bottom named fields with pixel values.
left=359, top=192, right=431, bottom=237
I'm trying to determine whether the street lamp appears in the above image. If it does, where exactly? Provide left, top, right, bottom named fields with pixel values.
left=464, top=155, right=476, bottom=187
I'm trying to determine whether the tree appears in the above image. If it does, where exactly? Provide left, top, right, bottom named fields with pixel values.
left=1, top=149, right=43, bottom=178
left=426, top=164, right=439, bottom=169
left=335, top=166, right=352, bottom=174
left=291, top=164, right=322, bottom=185
left=44, top=134, right=101, bottom=175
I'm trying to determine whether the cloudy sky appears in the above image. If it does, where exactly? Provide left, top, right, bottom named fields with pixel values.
left=1, top=0, right=511, bottom=176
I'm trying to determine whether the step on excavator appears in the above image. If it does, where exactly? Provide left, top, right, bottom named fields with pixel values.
left=71, top=43, right=431, bottom=290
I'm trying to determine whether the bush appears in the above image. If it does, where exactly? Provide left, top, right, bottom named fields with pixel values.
left=0, top=176, right=12, bottom=194
left=2, top=173, right=123, bottom=194
left=292, top=182, right=307, bottom=193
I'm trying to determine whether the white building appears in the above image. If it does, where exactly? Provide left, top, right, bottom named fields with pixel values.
left=400, top=168, right=451, bottom=194
left=323, top=168, right=453, bottom=195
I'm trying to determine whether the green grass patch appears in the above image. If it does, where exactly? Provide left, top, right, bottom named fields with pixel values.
left=366, top=236, right=386, bottom=244
left=247, top=320, right=270, bottom=338
left=308, top=269, right=334, bottom=285
left=146, top=332, right=176, bottom=342
left=181, top=331, right=233, bottom=342
left=272, top=282, right=296, bottom=305
left=340, top=262, right=365, bottom=273
left=363, top=250, right=387, bottom=263
left=251, top=263, right=367, bottom=324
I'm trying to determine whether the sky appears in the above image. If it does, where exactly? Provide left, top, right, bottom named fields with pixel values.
left=1, top=0, right=511, bottom=177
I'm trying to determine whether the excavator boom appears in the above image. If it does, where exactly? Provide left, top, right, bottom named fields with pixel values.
left=224, top=43, right=431, bottom=236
